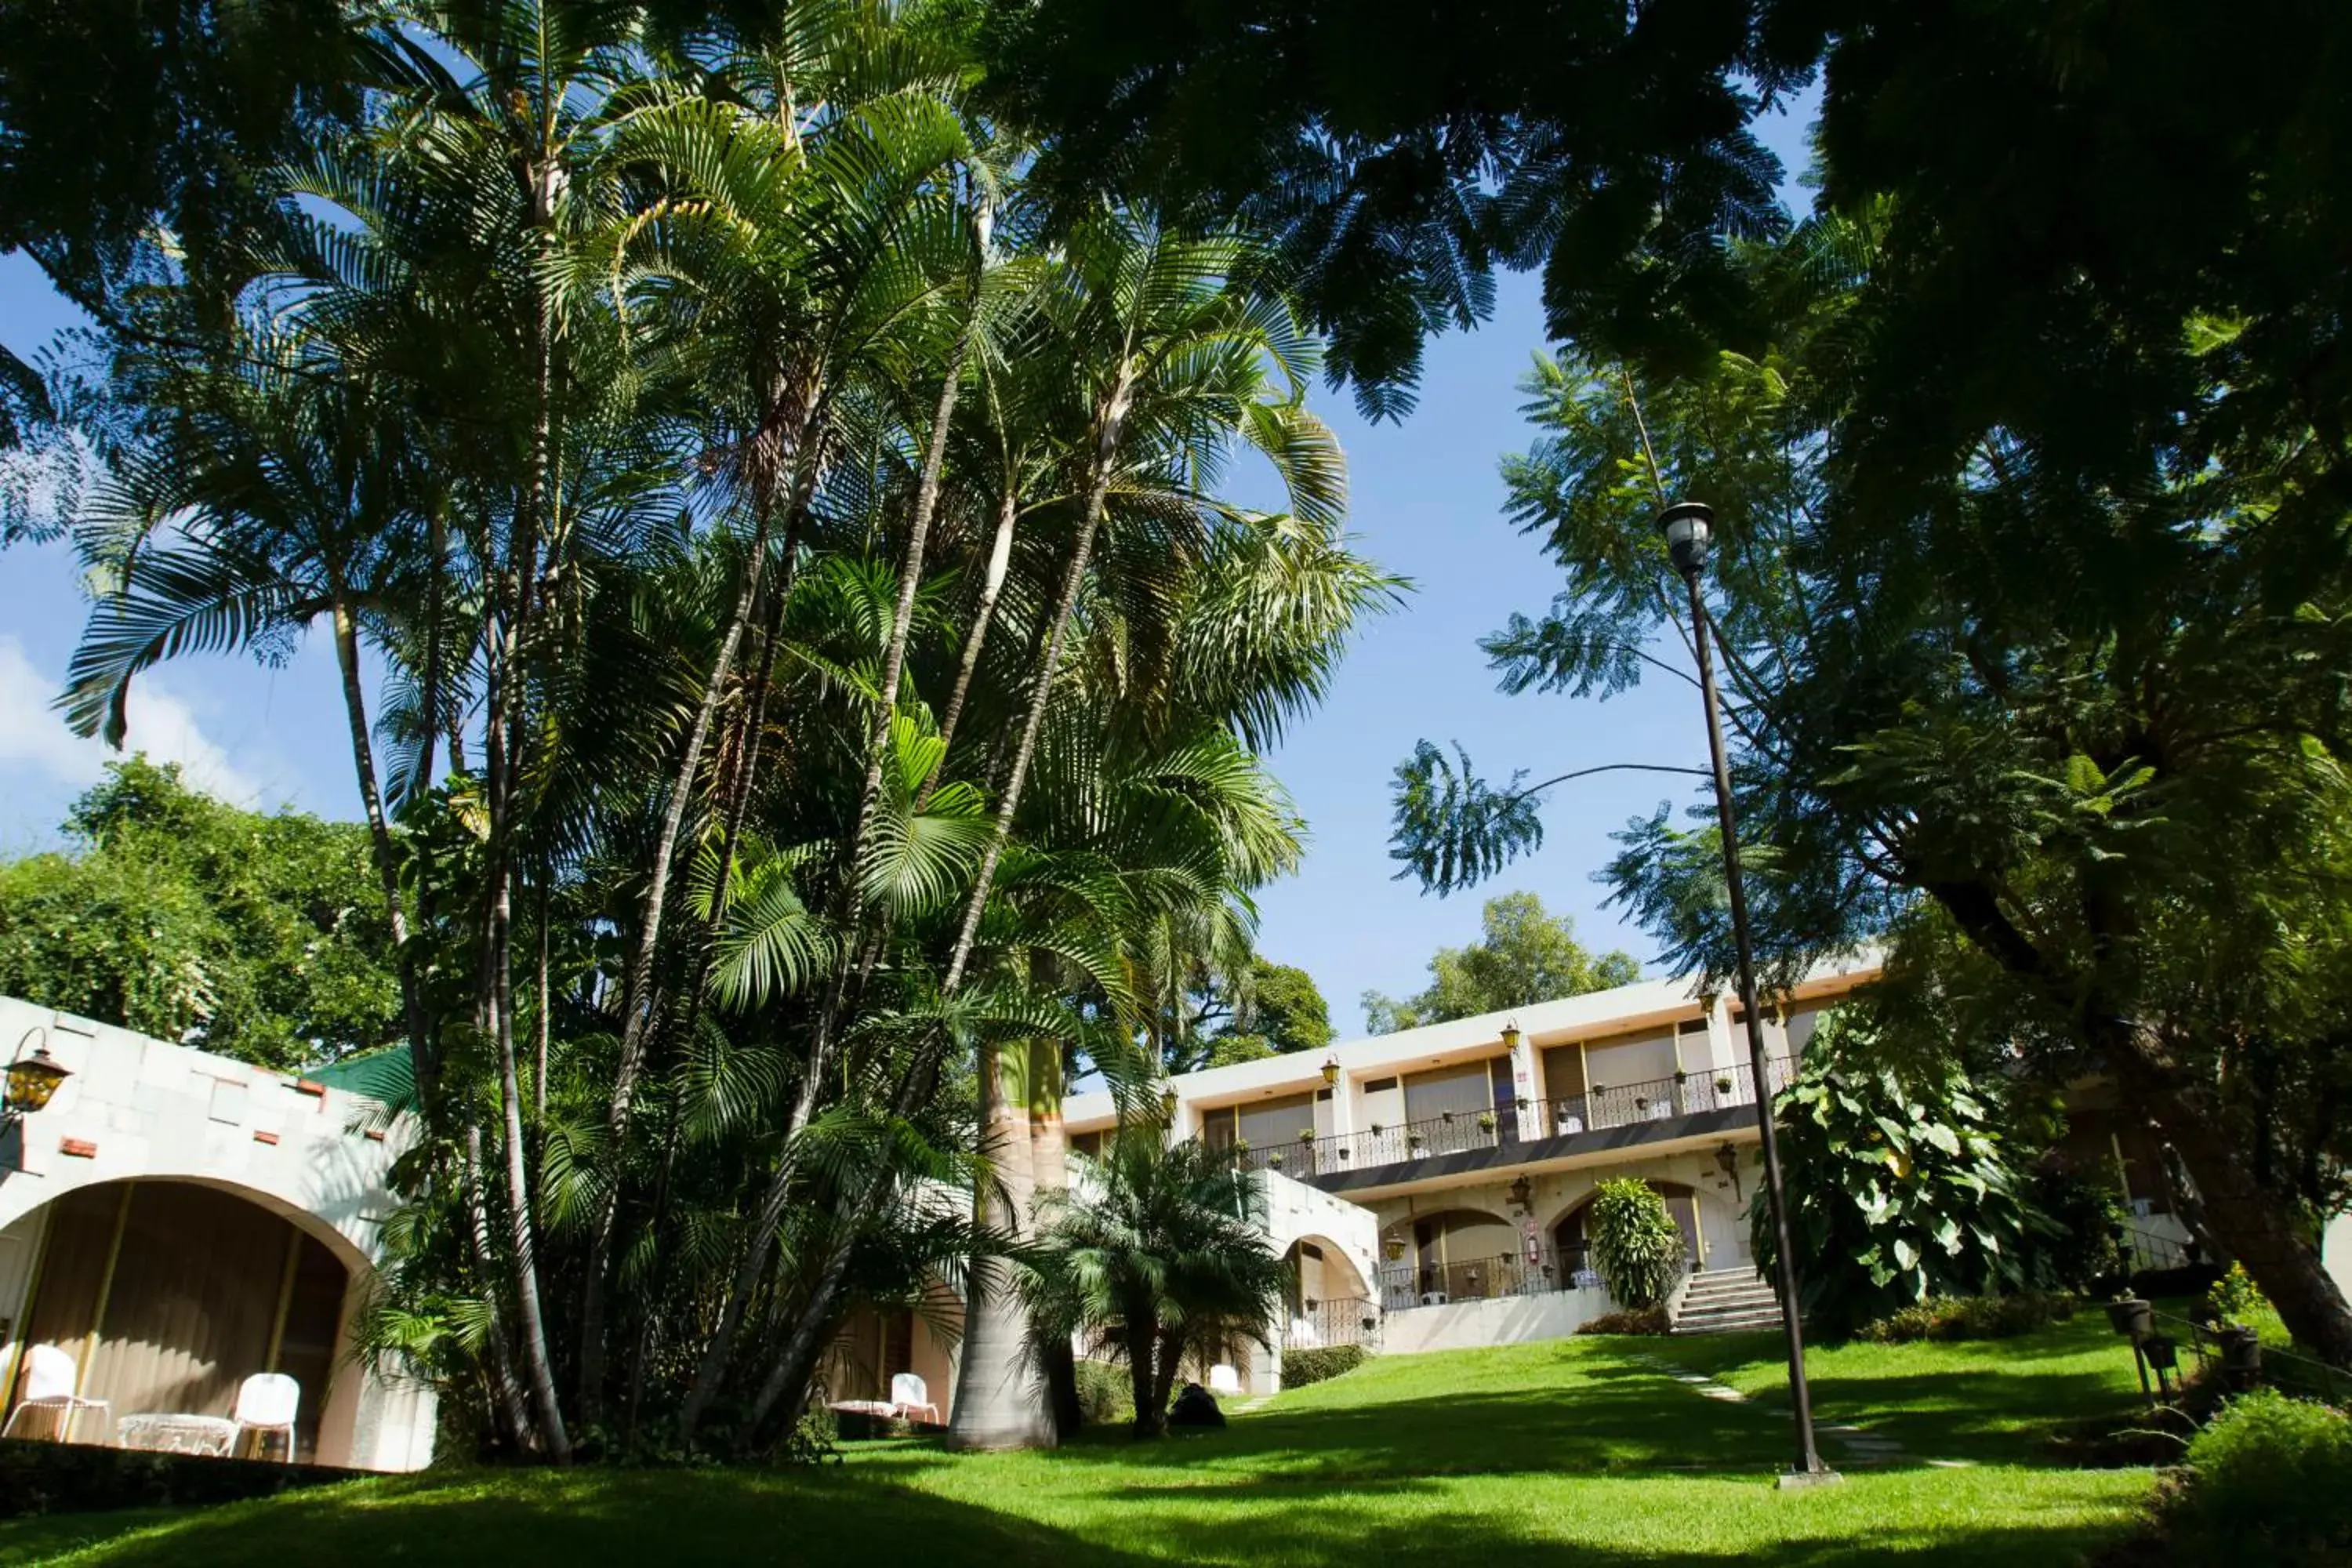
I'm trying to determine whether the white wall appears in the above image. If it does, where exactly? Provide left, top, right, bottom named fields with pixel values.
left=2326, top=1213, right=2352, bottom=1302
left=0, top=996, right=434, bottom=1471
left=1377, top=1286, right=1616, bottom=1356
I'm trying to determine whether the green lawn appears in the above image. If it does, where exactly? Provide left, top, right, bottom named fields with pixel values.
left=0, top=1319, right=2161, bottom=1566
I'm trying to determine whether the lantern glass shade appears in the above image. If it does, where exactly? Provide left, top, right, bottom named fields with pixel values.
left=1658, top=500, right=1715, bottom=576
left=1500, top=1022, right=1522, bottom=1052
left=5, top=1045, right=71, bottom=1115
left=1320, top=1054, right=1341, bottom=1087
left=1160, top=1087, right=1178, bottom=1120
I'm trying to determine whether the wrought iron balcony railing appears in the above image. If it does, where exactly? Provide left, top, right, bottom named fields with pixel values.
left=1221, top=1054, right=1797, bottom=1181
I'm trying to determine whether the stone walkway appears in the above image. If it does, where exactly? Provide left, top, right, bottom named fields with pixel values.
left=1630, top=1353, right=1966, bottom=1470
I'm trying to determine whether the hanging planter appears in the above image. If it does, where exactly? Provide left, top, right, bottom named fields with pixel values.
left=2105, top=1296, right=2153, bottom=1339
left=1715, top=1076, right=1734, bottom=1095
left=1476, top=1112, right=1497, bottom=1133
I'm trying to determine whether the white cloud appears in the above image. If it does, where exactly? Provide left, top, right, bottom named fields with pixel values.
left=0, top=636, right=269, bottom=807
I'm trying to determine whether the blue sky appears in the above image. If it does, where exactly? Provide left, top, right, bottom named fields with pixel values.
left=0, top=96, right=1815, bottom=1037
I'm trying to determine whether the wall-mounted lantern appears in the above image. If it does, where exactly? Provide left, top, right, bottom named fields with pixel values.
left=1320, top=1054, right=1341, bottom=1087
left=4, top=1029, right=72, bottom=1130
left=1714, top=1141, right=1743, bottom=1199
left=1500, top=1021, right=1522, bottom=1053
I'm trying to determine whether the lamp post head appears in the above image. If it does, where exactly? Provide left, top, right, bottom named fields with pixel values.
left=1657, top=500, right=1715, bottom=579
left=4, top=1032, right=71, bottom=1121
left=1499, top=1021, right=1522, bottom=1053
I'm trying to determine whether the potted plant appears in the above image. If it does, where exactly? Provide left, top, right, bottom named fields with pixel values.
left=1634, top=1095, right=1650, bottom=1113
left=1302, top=1298, right=1319, bottom=1312
left=1406, top=1129, right=1428, bottom=1152
left=1440, top=1109, right=1456, bottom=1124
left=1360, top=1314, right=1377, bottom=1335
left=1475, top=1112, right=1497, bottom=1133
left=2204, top=1262, right=2266, bottom=1384
left=1267, top=1151, right=1283, bottom=1170
left=2104, top=1292, right=2154, bottom=1340
left=1296, top=1128, right=1316, bottom=1147
left=1715, top=1076, right=1734, bottom=1095
left=1674, top=1069, right=1689, bottom=1084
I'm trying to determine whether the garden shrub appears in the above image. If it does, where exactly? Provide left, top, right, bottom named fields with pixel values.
left=1073, top=1359, right=1134, bottom=1427
left=2019, top=1167, right=2129, bottom=1293
left=1753, top=1007, right=2043, bottom=1338
left=1280, top=1345, right=1368, bottom=1388
left=1857, top=1293, right=2072, bottom=1343
left=1587, top=1178, right=1682, bottom=1310
left=0, top=1439, right=361, bottom=1519
left=2201, top=1261, right=2270, bottom=1327
left=1574, top=1306, right=1668, bottom=1336
left=2162, top=1388, right=2352, bottom=1564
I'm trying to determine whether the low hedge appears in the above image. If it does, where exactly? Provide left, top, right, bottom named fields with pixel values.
left=1855, top=1293, right=2073, bottom=1344
left=1280, top=1345, right=1367, bottom=1388
left=0, top=1438, right=364, bottom=1519
left=1574, top=1307, right=1668, bottom=1336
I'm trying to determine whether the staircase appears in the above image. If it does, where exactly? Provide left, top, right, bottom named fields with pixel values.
left=1669, top=1268, right=1784, bottom=1335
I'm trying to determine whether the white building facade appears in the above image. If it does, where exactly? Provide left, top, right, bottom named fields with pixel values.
left=0, top=995, right=435, bottom=1469
left=1062, top=957, right=1882, bottom=1389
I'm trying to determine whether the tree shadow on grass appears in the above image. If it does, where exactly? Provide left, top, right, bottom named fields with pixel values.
left=0, top=1465, right=1173, bottom=1568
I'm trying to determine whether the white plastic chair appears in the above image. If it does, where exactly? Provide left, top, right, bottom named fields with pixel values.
left=233, top=1372, right=300, bottom=1461
left=1207, top=1363, right=1242, bottom=1396
left=2, top=1345, right=110, bottom=1444
left=888, top=1372, right=938, bottom=1425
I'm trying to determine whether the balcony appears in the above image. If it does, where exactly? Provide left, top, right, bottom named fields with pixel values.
left=1228, top=1056, right=1797, bottom=1191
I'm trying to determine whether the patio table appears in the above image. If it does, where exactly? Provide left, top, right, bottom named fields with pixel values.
left=117, top=1414, right=238, bottom=1457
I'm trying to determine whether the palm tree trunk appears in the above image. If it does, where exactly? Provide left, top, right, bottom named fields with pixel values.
left=947, top=1039, right=1051, bottom=1449
left=917, top=490, right=1016, bottom=809
left=327, top=593, right=431, bottom=1080
left=941, top=372, right=1134, bottom=994
left=464, top=1125, right=536, bottom=1453
left=684, top=380, right=1136, bottom=1443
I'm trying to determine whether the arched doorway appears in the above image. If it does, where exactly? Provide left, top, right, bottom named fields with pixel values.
left=1551, top=1182, right=1701, bottom=1282
left=1376, top=1208, right=1516, bottom=1308
left=1282, top=1236, right=1374, bottom=1346
left=3, top=1179, right=350, bottom=1459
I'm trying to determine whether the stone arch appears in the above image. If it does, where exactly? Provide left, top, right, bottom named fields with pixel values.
left=0, top=1175, right=368, bottom=1463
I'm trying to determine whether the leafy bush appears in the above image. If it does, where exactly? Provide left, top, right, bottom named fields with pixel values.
left=1857, top=1293, right=2073, bottom=1343
left=2019, top=1167, right=2129, bottom=1292
left=1073, top=1359, right=1134, bottom=1428
left=1574, top=1306, right=1669, bottom=1335
left=2162, top=1389, right=2352, bottom=1564
left=1587, top=1178, right=1682, bottom=1309
left=1279, top=1344, right=1368, bottom=1388
left=1753, top=1007, right=2044, bottom=1338
left=2202, top=1261, right=2270, bottom=1327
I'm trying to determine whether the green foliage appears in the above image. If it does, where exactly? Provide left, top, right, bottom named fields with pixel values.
left=1585, top=1178, right=1682, bottom=1312
left=1856, top=1294, right=2072, bottom=1345
left=1072, top=1359, right=1134, bottom=1428
left=2165, top=1390, right=2352, bottom=1565
left=1278, top=1344, right=1367, bottom=1389
left=1362, top=892, right=1639, bottom=1033
left=2203, top=1263, right=2271, bottom=1330
left=1573, top=1307, right=1669, bottom=1336
left=1754, top=1008, right=2046, bottom=1339
left=0, top=759, right=398, bottom=1069
left=2018, top=1170, right=2132, bottom=1295
left=1025, top=1132, right=1290, bottom=1436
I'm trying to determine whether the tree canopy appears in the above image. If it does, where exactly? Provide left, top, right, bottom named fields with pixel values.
left=0, top=758, right=400, bottom=1069
left=1363, top=891, right=1638, bottom=1035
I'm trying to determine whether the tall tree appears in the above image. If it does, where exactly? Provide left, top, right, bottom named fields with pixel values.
left=1363, top=891, right=1639, bottom=1034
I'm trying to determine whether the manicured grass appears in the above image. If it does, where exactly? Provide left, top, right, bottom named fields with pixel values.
left=0, top=1330, right=2158, bottom=1566
left=1642, top=1307, right=2153, bottom=1464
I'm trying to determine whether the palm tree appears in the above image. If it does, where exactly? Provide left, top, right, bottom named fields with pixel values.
left=1026, top=1130, right=1288, bottom=1437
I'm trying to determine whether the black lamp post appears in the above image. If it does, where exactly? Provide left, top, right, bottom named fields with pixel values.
left=1658, top=499, right=1834, bottom=1483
